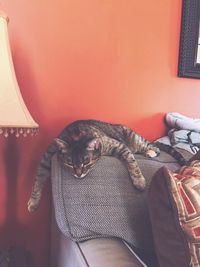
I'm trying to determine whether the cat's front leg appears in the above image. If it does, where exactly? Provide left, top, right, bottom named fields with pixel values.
left=106, top=140, right=146, bottom=191
left=124, top=155, right=146, bottom=190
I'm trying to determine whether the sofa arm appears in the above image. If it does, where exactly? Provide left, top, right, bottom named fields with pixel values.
left=50, top=210, right=147, bottom=267
left=78, top=238, right=147, bottom=267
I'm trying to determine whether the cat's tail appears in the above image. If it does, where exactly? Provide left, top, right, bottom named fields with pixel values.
left=154, top=142, right=187, bottom=166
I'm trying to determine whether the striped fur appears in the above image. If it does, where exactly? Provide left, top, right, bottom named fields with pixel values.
left=28, top=120, right=160, bottom=212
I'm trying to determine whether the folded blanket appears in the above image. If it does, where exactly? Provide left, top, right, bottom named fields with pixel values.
left=156, top=136, right=199, bottom=154
left=168, top=129, right=200, bottom=146
left=166, top=112, right=200, bottom=132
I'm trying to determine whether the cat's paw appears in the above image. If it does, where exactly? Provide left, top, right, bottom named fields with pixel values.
left=146, top=150, right=157, bottom=158
left=132, top=176, right=146, bottom=191
left=27, top=198, right=39, bottom=213
left=146, top=147, right=160, bottom=158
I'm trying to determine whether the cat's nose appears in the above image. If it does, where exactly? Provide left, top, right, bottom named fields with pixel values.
left=74, top=167, right=83, bottom=178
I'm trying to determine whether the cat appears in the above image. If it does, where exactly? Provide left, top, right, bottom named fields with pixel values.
left=27, top=120, right=186, bottom=212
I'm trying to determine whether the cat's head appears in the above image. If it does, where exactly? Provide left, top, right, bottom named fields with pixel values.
left=54, top=138, right=101, bottom=178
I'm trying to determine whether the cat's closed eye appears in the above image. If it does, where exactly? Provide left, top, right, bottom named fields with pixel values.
left=63, top=156, right=73, bottom=166
left=64, top=162, right=73, bottom=168
left=83, top=156, right=90, bottom=165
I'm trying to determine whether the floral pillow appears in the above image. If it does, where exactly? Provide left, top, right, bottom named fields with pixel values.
left=148, top=160, right=200, bottom=267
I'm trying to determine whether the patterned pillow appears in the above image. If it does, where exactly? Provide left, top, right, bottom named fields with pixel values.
left=148, top=160, right=200, bottom=267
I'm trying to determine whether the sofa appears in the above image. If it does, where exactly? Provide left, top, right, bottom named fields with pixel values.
left=50, top=149, right=194, bottom=267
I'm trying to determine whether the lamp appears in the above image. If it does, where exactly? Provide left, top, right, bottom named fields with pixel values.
left=0, top=11, right=39, bottom=137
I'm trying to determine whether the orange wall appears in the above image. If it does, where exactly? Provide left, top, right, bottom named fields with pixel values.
left=0, top=1, right=200, bottom=266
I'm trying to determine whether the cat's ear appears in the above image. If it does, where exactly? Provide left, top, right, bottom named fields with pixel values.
left=87, top=139, right=101, bottom=151
left=54, top=138, right=68, bottom=153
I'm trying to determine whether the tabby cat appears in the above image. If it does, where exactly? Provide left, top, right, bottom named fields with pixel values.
left=27, top=120, right=185, bottom=212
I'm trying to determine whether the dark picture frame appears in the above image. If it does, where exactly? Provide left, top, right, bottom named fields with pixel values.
left=178, top=0, right=200, bottom=78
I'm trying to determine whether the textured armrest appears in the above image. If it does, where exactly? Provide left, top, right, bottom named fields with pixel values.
left=51, top=210, right=147, bottom=267
left=78, top=238, right=147, bottom=267
left=50, top=153, right=182, bottom=266
left=50, top=210, right=88, bottom=267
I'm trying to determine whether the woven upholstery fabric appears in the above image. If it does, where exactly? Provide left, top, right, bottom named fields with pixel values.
left=148, top=160, right=200, bottom=267
left=166, top=161, right=200, bottom=266
left=51, top=151, right=189, bottom=252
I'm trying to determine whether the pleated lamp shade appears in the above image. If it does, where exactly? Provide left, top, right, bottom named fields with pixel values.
left=0, top=11, right=39, bottom=137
